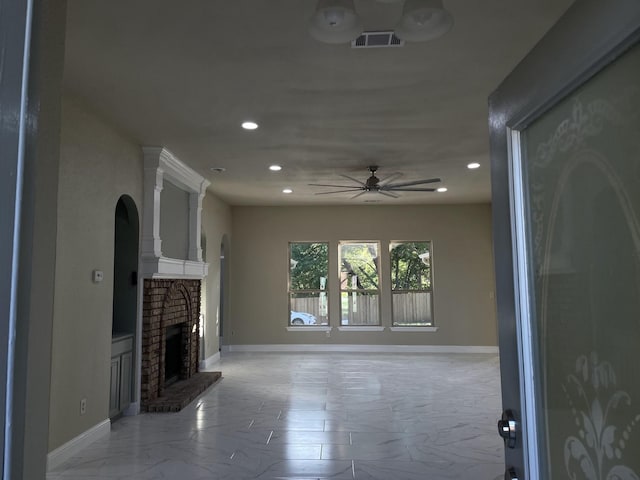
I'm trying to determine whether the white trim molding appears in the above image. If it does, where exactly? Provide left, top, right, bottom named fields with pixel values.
left=389, top=326, right=439, bottom=332
left=225, top=344, right=498, bottom=354
left=200, top=351, right=221, bottom=370
left=141, top=146, right=210, bottom=279
left=337, top=326, right=385, bottom=332
left=124, top=402, right=140, bottom=416
left=47, top=419, right=111, bottom=472
left=143, top=258, right=209, bottom=279
left=143, top=146, right=209, bottom=194
left=286, top=326, right=332, bottom=332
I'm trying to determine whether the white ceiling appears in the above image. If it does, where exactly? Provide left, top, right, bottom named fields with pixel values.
left=63, top=0, right=572, bottom=206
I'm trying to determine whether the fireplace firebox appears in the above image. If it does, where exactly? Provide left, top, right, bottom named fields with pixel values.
left=141, top=278, right=200, bottom=409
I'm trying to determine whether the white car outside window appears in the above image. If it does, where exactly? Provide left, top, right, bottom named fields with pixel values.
left=290, top=311, right=317, bottom=325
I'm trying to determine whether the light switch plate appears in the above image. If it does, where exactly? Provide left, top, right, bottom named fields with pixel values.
left=92, top=270, right=104, bottom=283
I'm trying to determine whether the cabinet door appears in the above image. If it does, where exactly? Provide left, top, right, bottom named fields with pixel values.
left=109, top=357, right=121, bottom=418
left=119, top=351, right=132, bottom=412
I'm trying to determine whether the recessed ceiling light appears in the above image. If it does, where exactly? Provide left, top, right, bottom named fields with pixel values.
left=467, top=162, right=480, bottom=169
left=241, top=121, right=258, bottom=130
left=437, top=187, right=448, bottom=193
left=282, top=188, right=293, bottom=194
left=269, top=165, right=282, bottom=171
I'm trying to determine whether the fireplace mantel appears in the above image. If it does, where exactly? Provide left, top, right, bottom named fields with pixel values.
left=141, top=147, right=210, bottom=279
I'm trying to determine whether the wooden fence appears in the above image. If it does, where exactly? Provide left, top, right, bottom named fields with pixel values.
left=291, top=291, right=432, bottom=326
left=392, top=291, right=433, bottom=325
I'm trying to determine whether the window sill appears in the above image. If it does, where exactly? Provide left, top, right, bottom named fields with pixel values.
left=337, top=326, right=385, bottom=332
left=286, top=326, right=332, bottom=332
left=389, top=326, right=439, bottom=332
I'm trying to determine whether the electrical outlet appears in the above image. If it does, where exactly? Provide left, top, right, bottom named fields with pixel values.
left=80, top=398, right=87, bottom=415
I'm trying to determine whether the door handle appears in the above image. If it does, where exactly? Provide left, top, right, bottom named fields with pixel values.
left=505, top=467, right=518, bottom=480
left=498, top=409, right=517, bottom=448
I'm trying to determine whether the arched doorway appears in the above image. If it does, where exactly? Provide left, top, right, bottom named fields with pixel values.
left=200, top=232, right=207, bottom=361
left=110, top=195, right=139, bottom=418
left=219, top=235, right=230, bottom=349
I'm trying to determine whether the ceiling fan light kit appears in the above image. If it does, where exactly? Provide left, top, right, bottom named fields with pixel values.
left=310, top=0, right=452, bottom=44
left=309, top=0, right=363, bottom=44
left=395, top=0, right=453, bottom=42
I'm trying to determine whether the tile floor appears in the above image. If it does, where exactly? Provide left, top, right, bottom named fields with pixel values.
left=47, top=352, right=504, bottom=479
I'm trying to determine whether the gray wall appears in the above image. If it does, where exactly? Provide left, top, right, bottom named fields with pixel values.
left=49, top=96, right=232, bottom=452
left=49, top=97, right=143, bottom=451
left=229, top=205, right=497, bottom=346
left=160, top=180, right=189, bottom=259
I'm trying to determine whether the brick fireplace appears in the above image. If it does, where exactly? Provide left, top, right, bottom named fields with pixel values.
left=139, top=148, right=217, bottom=412
left=141, top=278, right=201, bottom=409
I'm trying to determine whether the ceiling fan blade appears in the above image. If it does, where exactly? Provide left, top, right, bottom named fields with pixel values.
left=378, top=190, right=399, bottom=198
left=384, top=178, right=441, bottom=189
left=315, top=188, right=365, bottom=195
left=351, top=190, right=368, bottom=199
left=339, top=174, right=367, bottom=187
left=309, top=183, right=363, bottom=189
left=388, top=187, right=437, bottom=192
left=378, top=172, right=403, bottom=186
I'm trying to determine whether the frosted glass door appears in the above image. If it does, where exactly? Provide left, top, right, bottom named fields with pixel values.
left=517, top=43, right=640, bottom=478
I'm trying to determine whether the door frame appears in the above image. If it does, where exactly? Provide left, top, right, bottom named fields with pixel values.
left=0, top=1, right=34, bottom=475
left=489, top=0, right=640, bottom=476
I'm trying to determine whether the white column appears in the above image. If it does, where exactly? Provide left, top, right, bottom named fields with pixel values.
left=188, top=182, right=207, bottom=262
left=142, top=149, right=164, bottom=258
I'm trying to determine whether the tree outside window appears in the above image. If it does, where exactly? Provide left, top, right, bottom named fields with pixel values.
left=289, top=242, right=329, bottom=326
left=339, top=241, right=380, bottom=326
left=390, top=241, right=434, bottom=326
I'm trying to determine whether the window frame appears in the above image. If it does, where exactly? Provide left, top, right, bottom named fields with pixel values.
left=389, top=240, right=435, bottom=328
left=287, top=241, right=330, bottom=327
left=338, top=240, right=382, bottom=327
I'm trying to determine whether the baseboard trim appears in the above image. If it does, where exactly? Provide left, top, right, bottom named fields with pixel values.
left=47, top=419, right=111, bottom=472
left=123, top=401, right=140, bottom=416
left=199, top=351, right=221, bottom=370
left=226, top=344, right=498, bottom=354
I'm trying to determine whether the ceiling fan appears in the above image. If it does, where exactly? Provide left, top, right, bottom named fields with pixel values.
left=309, top=166, right=441, bottom=198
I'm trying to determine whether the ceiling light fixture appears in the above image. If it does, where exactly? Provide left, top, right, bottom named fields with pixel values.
left=282, top=188, right=293, bottom=194
left=209, top=167, right=226, bottom=173
left=436, top=187, right=448, bottom=193
left=309, top=0, right=363, bottom=44
left=467, top=162, right=480, bottom=169
left=395, top=0, right=453, bottom=42
left=241, top=121, right=258, bottom=130
left=269, top=165, right=282, bottom=171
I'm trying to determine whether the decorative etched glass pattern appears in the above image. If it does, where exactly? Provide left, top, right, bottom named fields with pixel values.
left=564, top=353, right=640, bottom=480
left=521, top=44, right=640, bottom=477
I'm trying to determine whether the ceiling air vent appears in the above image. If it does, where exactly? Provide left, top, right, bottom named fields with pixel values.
left=351, top=31, right=404, bottom=49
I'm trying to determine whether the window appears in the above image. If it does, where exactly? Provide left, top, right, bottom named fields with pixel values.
left=339, top=241, right=380, bottom=326
left=390, top=241, right=434, bottom=326
left=289, top=242, right=329, bottom=326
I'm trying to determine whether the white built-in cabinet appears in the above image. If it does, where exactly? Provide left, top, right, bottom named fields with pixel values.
left=110, top=334, right=133, bottom=418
